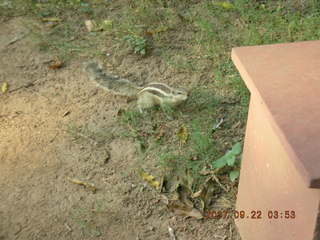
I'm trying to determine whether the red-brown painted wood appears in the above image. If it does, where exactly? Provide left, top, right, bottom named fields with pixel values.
left=232, top=41, right=320, bottom=240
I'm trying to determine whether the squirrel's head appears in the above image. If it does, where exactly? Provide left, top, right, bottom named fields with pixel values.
left=171, top=88, right=188, bottom=102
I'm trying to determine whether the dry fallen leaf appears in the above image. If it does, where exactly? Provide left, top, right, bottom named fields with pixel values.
left=162, top=178, right=203, bottom=219
left=215, top=1, right=235, bottom=9
left=1, top=82, right=9, bottom=93
left=49, top=59, right=64, bottom=70
left=192, top=188, right=203, bottom=199
left=85, top=20, right=95, bottom=32
left=101, top=20, right=113, bottom=31
left=168, top=200, right=203, bottom=219
left=177, top=125, right=189, bottom=144
left=67, top=177, right=97, bottom=193
left=192, top=178, right=216, bottom=211
left=140, top=170, right=161, bottom=189
left=156, top=125, right=166, bottom=140
left=42, top=17, right=62, bottom=22
left=84, top=20, right=102, bottom=32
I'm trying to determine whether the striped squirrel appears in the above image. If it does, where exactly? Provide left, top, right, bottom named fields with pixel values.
left=84, top=61, right=188, bottom=112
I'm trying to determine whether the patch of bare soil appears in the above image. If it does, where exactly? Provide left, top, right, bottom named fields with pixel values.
left=0, top=17, right=240, bottom=240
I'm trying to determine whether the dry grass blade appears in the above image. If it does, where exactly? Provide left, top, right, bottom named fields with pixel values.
left=67, top=177, right=97, bottom=193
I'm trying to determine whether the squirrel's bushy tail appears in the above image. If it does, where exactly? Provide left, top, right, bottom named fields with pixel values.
left=84, top=61, right=141, bottom=98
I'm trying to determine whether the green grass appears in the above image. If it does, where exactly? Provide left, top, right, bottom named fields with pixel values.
left=4, top=0, right=320, bottom=192
left=118, top=86, right=244, bottom=190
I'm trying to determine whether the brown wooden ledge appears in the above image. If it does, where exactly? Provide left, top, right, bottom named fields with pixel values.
left=232, top=40, right=320, bottom=189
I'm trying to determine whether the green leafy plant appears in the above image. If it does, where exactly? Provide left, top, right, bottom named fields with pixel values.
left=123, top=35, right=147, bottom=56
left=212, top=142, right=242, bottom=182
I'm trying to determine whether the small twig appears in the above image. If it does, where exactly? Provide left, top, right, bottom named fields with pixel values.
left=14, top=224, right=28, bottom=240
left=49, top=132, right=59, bottom=143
left=62, top=110, right=70, bottom=117
left=211, top=174, right=228, bottom=192
left=212, top=118, right=224, bottom=132
left=6, top=31, right=29, bottom=46
left=14, top=224, right=23, bottom=235
left=0, top=111, right=23, bottom=119
left=8, top=80, right=37, bottom=93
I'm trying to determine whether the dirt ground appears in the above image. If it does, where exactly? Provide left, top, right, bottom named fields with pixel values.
left=0, top=17, right=240, bottom=240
